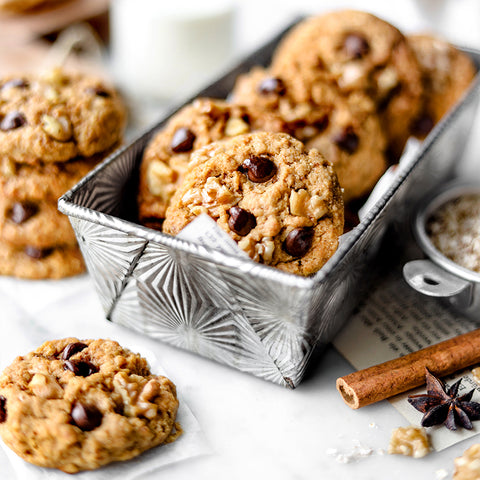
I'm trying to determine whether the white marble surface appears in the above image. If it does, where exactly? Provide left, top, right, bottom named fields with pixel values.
left=2, top=1, right=480, bottom=479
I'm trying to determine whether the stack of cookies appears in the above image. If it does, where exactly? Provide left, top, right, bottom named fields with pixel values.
left=137, top=10, right=477, bottom=277
left=0, top=68, right=126, bottom=279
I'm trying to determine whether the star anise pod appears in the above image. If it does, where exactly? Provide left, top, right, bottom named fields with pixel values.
left=408, top=368, right=480, bottom=430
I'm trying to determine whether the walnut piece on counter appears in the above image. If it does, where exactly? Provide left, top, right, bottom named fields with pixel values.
left=388, top=426, right=430, bottom=458
left=454, top=444, right=480, bottom=480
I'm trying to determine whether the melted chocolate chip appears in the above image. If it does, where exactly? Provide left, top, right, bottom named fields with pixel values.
left=0, top=396, right=6, bottom=423
left=284, top=227, right=314, bottom=257
left=24, top=246, right=52, bottom=260
left=171, top=127, right=196, bottom=153
left=413, top=114, right=434, bottom=136
left=258, top=77, right=286, bottom=96
left=0, top=111, right=26, bottom=131
left=86, top=86, right=111, bottom=98
left=61, top=342, right=88, bottom=360
left=64, top=360, right=98, bottom=377
left=8, top=202, right=38, bottom=224
left=332, top=127, right=359, bottom=154
left=314, top=114, right=330, bottom=134
left=228, top=206, right=256, bottom=236
left=2, top=78, right=29, bottom=90
left=240, top=156, right=276, bottom=183
left=344, top=33, right=370, bottom=59
left=71, top=402, right=102, bottom=431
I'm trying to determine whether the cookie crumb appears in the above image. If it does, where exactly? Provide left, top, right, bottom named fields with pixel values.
left=454, top=444, right=480, bottom=480
left=435, top=468, right=449, bottom=480
left=388, top=426, right=430, bottom=458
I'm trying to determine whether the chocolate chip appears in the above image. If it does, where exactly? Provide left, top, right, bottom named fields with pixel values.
left=61, top=342, right=88, bottom=360
left=284, top=227, right=314, bottom=257
left=228, top=206, right=256, bottom=236
left=0, top=111, right=26, bottom=131
left=64, top=360, right=98, bottom=377
left=171, top=127, right=196, bottom=153
left=71, top=402, right=102, bottom=431
left=313, top=114, right=329, bottom=133
left=240, top=156, right=276, bottom=183
left=8, top=202, right=38, bottom=224
left=412, top=114, right=434, bottom=136
left=2, top=78, right=29, bottom=90
left=258, top=77, right=286, bottom=96
left=24, top=246, right=52, bottom=259
left=86, top=86, right=111, bottom=98
left=344, top=33, right=370, bottom=59
left=0, top=396, right=6, bottom=423
left=332, top=127, right=359, bottom=154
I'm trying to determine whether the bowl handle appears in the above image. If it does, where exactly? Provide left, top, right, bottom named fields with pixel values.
left=403, top=259, right=473, bottom=308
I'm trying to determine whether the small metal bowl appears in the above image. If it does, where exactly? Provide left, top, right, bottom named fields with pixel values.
left=403, top=181, right=480, bottom=318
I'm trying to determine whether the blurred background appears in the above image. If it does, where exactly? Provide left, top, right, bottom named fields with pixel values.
left=1, top=0, right=479, bottom=134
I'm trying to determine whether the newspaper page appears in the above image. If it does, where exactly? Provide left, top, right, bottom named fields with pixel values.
left=333, top=262, right=480, bottom=451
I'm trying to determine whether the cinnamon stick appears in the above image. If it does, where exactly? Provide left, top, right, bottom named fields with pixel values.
left=336, top=329, right=480, bottom=409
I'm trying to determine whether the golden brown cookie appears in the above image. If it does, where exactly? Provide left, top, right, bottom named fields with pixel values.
left=408, top=34, right=477, bottom=138
left=231, top=66, right=334, bottom=141
left=0, top=338, right=179, bottom=473
left=0, top=68, right=126, bottom=164
left=138, top=98, right=270, bottom=228
left=271, top=10, right=423, bottom=159
left=163, top=132, right=344, bottom=276
left=231, top=66, right=387, bottom=203
left=0, top=241, right=85, bottom=279
left=0, top=0, right=65, bottom=12
left=0, top=155, right=102, bottom=248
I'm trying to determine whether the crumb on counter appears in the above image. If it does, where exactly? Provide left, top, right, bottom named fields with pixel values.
left=454, top=444, right=480, bottom=480
left=388, top=425, right=430, bottom=458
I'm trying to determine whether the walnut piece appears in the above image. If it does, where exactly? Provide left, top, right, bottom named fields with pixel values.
left=28, top=373, right=63, bottom=399
left=1, top=158, right=16, bottom=177
left=224, top=117, right=250, bottom=137
left=376, top=67, right=399, bottom=95
left=388, top=426, right=430, bottom=458
left=147, top=159, right=176, bottom=199
left=41, top=114, right=72, bottom=142
left=337, top=64, right=366, bottom=90
left=254, top=237, right=275, bottom=263
left=290, top=189, right=328, bottom=220
left=113, top=371, right=163, bottom=419
left=290, top=189, right=310, bottom=217
left=183, top=177, right=239, bottom=217
left=41, top=67, right=68, bottom=86
left=454, top=444, right=480, bottom=480
left=44, top=86, right=61, bottom=103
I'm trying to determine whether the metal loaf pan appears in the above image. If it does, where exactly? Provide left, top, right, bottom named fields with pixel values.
left=59, top=22, right=480, bottom=388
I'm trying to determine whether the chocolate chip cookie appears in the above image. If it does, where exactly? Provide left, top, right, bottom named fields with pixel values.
left=138, top=98, right=266, bottom=228
left=408, top=34, right=477, bottom=138
left=163, top=132, right=344, bottom=276
left=0, top=242, right=85, bottom=279
left=0, top=338, right=179, bottom=473
left=231, top=66, right=387, bottom=203
left=271, top=10, right=423, bottom=159
left=0, top=155, right=102, bottom=248
left=231, top=66, right=334, bottom=141
left=0, top=68, right=126, bottom=164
